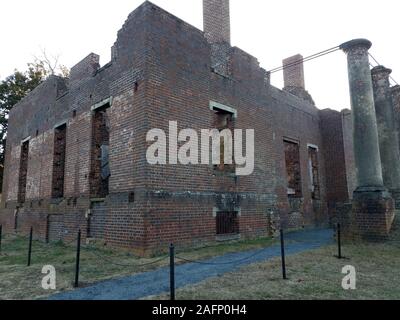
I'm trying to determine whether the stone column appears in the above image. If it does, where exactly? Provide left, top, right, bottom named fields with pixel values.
left=340, top=39, right=395, bottom=240
left=372, top=66, right=400, bottom=207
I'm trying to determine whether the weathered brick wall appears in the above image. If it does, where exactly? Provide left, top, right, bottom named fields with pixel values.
left=90, top=109, right=110, bottom=197
left=391, top=85, right=400, bottom=151
left=341, top=109, right=356, bottom=199
left=143, top=3, right=328, bottom=244
left=40, top=132, right=56, bottom=199
left=69, top=53, right=100, bottom=83
left=5, top=145, right=20, bottom=202
left=319, top=108, right=356, bottom=226
left=51, top=125, right=67, bottom=198
left=0, top=1, right=342, bottom=254
left=89, top=201, right=107, bottom=239
left=352, top=191, right=395, bottom=241
left=319, top=109, right=349, bottom=206
left=63, top=111, right=92, bottom=197
left=283, top=54, right=305, bottom=89
left=270, top=88, right=327, bottom=228
left=282, top=54, right=315, bottom=105
left=25, top=137, right=41, bottom=200
left=203, top=0, right=230, bottom=44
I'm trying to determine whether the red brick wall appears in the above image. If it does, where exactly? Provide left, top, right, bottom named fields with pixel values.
left=64, top=112, right=92, bottom=197
left=283, top=54, right=305, bottom=89
left=203, top=0, right=230, bottom=44
left=51, top=125, right=67, bottom=198
left=342, top=109, right=356, bottom=199
left=319, top=108, right=355, bottom=222
left=0, top=2, right=341, bottom=254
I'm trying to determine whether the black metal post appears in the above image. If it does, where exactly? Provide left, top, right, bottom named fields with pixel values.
left=337, top=223, right=342, bottom=259
left=280, top=229, right=287, bottom=280
left=74, top=229, right=81, bottom=288
left=27, top=227, right=33, bottom=266
left=170, top=243, right=175, bottom=301
left=45, top=215, right=50, bottom=244
left=0, top=225, right=2, bottom=253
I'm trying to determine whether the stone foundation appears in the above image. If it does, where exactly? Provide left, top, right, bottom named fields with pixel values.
left=351, top=188, right=395, bottom=241
left=389, top=189, right=400, bottom=210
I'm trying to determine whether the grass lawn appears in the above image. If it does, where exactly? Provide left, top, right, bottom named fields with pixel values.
left=0, top=233, right=276, bottom=300
left=2, top=227, right=400, bottom=300
left=148, top=230, right=400, bottom=300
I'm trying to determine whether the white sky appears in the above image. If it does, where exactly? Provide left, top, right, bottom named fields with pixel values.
left=1, top=0, right=399, bottom=111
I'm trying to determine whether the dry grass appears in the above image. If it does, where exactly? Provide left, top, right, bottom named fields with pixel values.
left=147, top=233, right=400, bottom=300
left=0, top=233, right=275, bottom=300
left=5, top=228, right=400, bottom=300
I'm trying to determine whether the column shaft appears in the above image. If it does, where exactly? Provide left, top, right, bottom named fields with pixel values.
left=340, top=39, right=395, bottom=241
left=372, top=66, right=400, bottom=197
left=341, top=39, right=384, bottom=189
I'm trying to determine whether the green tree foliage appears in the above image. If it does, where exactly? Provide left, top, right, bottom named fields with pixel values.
left=0, top=65, right=44, bottom=192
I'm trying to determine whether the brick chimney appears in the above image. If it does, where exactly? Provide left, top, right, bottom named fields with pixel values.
left=283, top=54, right=305, bottom=89
left=282, top=54, right=314, bottom=105
left=203, top=0, right=231, bottom=44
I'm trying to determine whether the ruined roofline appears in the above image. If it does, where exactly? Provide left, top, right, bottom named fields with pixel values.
left=11, top=0, right=327, bottom=117
left=269, top=86, right=319, bottom=117
left=319, top=107, right=352, bottom=114
left=139, top=1, right=206, bottom=40
left=271, top=85, right=350, bottom=116
left=9, top=75, right=67, bottom=117
left=71, top=2, right=260, bottom=81
left=67, top=1, right=206, bottom=84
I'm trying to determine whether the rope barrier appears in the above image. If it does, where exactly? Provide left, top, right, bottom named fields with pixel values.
left=81, top=245, right=169, bottom=268
left=174, top=236, right=277, bottom=256
left=175, top=247, right=269, bottom=266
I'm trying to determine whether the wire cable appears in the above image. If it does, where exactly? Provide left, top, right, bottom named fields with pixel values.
left=268, top=45, right=340, bottom=74
left=369, top=53, right=399, bottom=86
left=267, top=46, right=399, bottom=87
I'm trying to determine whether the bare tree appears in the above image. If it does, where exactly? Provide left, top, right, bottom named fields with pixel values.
left=32, top=48, right=70, bottom=78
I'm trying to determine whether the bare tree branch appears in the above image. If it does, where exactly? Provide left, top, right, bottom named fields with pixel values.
left=32, top=48, right=69, bottom=78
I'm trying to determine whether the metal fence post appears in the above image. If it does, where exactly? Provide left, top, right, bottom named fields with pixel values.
left=74, top=229, right=81, bottom=288
left=170, top=243, right=175, bottom=301
left=337, top=223, right=342, bottom=259
left=27, top=227, right=33, bottom=267
left=280, top=229, right=287, bottom=280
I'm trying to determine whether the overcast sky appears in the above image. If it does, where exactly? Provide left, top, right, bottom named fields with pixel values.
left=1, top=0, right=399, bottom=111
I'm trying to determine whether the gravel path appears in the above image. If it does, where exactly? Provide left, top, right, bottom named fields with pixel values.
left=48, top=228, right=334, bottom=300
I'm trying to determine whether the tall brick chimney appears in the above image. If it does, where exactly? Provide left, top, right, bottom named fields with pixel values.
left=282, top=54, right=314, bottom=105
left=203, top=0, right=231, bottom=44
left=283, top=54, right=305, bottom=89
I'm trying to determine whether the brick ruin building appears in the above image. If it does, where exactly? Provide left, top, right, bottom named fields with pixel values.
left=1, top=0, right=399, bottom=254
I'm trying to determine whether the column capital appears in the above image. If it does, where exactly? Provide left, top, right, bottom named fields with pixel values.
left=371, top=66, right=392, bottom=81
left=340, top=38, right=372, bottom=54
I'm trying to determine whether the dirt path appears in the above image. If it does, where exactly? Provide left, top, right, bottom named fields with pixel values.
left=48, top=228, right=334, bottom=300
